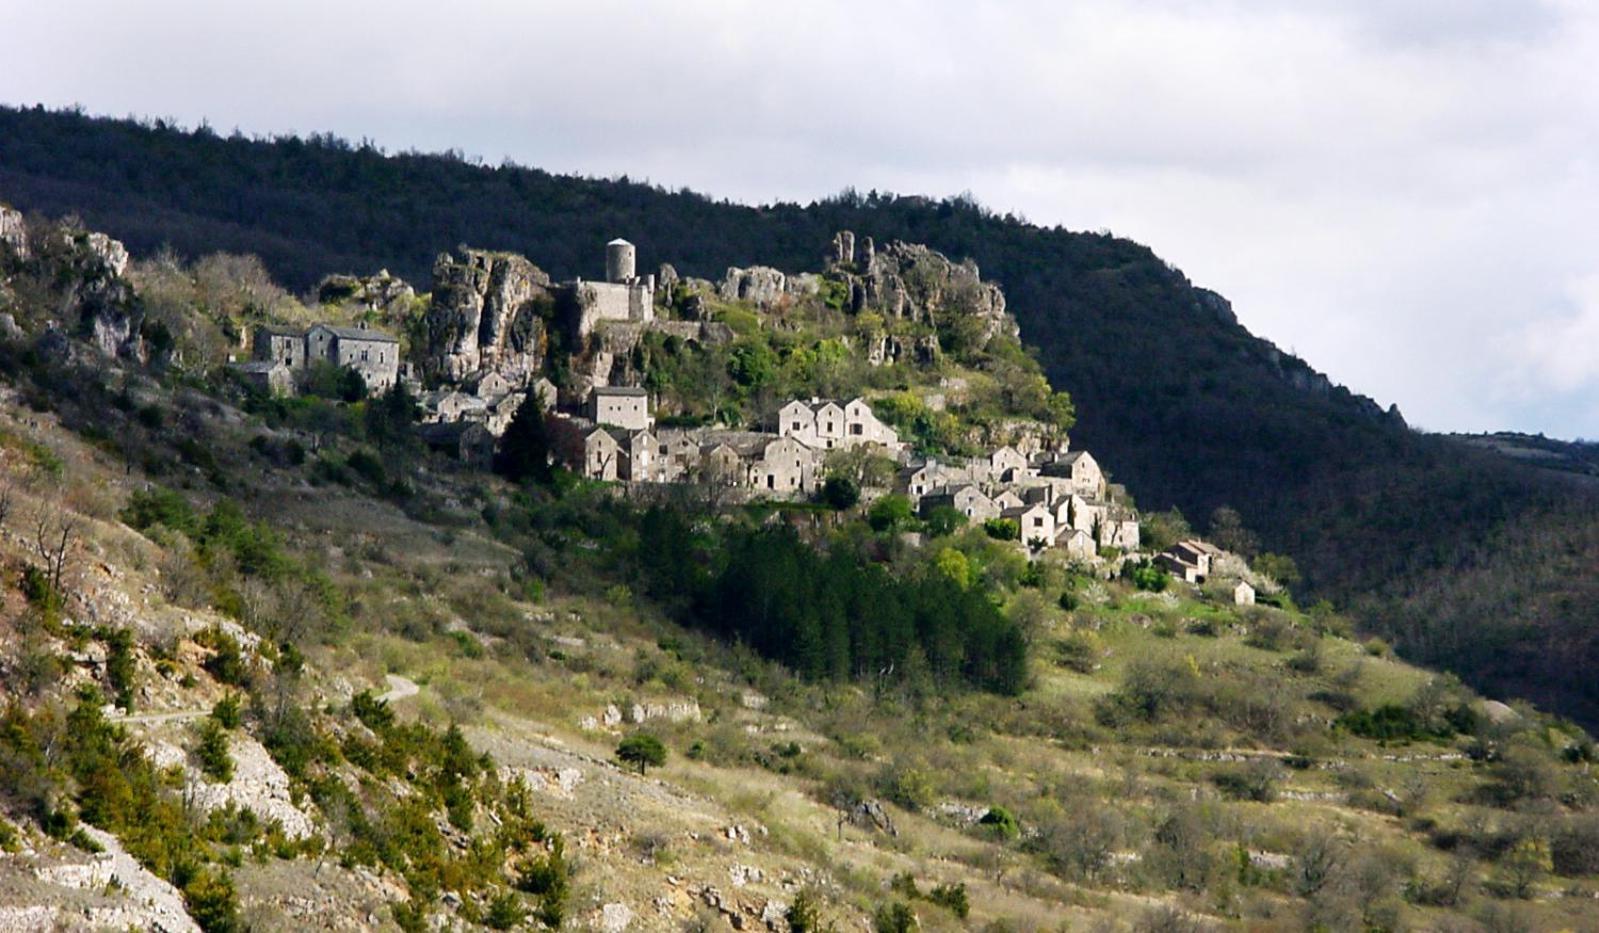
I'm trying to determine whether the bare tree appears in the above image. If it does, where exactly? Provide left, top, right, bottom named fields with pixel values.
left=0, top=473, right=14, bottom=530
left=33, top=509, right=79, bottom=595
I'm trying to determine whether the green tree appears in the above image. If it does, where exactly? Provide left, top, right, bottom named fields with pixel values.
left=363, top=381, right=420, bottom=452
left=867, top=494, right=914, bottom=532
left=820, top=476, right=859, bottom=510
left=495, top=393, right=553, bottom=484
left=616, top=733, right=667, bottom=774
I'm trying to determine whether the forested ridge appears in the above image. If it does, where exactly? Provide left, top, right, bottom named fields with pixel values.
left=3, top=104, right=1597, bottom=727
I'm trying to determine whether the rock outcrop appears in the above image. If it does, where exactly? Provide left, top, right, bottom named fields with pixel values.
left=847, top=239, right=1015, bottom=345
left=0, top=204, right=27, bottom=259
left=718, top=266, right=822, bottom=308
left=425, top=248, right=552, bottom=383
left=318, top=269, right=416, bottom=317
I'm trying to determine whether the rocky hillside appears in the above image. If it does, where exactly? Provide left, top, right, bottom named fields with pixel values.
left=3, top=107, right=1595, bottom=732
left=1, top=206, right=1597, bottom=932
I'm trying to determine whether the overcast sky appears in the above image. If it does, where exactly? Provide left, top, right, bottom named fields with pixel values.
left=5, top=1, right=1598, bottom=437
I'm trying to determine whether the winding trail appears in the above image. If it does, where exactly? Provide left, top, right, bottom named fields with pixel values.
left=377, top=673, right=420, bottom=704
left=110, top=708, right=207, bottom=725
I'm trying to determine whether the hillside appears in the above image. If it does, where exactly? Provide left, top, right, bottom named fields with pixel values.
left=1, top=106, right=1597, bottom=734
left=0, top=205, right=1596, bottom=931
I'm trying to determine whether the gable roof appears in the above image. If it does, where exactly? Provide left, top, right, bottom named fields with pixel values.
left=309, top=323, right=399, bottom=343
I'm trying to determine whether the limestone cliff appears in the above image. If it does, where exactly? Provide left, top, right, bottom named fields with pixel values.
left=840, top=237, right=1016, bottom=346
left=424, top=248, right=552, bottom=383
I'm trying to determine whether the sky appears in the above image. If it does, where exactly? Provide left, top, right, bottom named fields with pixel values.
left=4, top=0, right=1599, bottom=437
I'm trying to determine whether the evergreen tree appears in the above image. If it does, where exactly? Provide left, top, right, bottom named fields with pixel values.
left=495, top=393, right=553, bottom=484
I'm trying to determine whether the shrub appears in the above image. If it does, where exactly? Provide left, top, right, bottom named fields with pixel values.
left=867, top=494, right=914, bottom=532
left=979, top=805, right=1021, bottom=840
left=1364, top=638, right=1389, bottom=657
left=786, top=888, right=828, bottom=933
left=181, top=867, right=241, bottom=933
left=819, top=476, right=859, bottom=510
left=483, top=890, right=526, bottom=930
left=928, top=882, right=969, bottom=919
left=1127, top=561, right=1170, bottom=593
left=195, top=718, right=235, bottom=782
left=197, top=627, right=249, bottom=687
left=873, top=902, right=917, bottom=933
left=1337, top=705, right=1431, bottom=743
left=983, top=518, right=1020, bottom=541
left=923, top=505, right=966, bottom=537
left=1212, top=759, right=1282, bottom=802
left=211, top=693, right=243, bottom=730
left=1055, top=630, right=1106, bottom=675
left=616, top=733, right=667, bottom=774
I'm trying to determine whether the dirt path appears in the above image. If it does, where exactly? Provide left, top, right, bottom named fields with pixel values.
left=377, top=673, right=419, bottom=704
left=111, top=708, right=208, bottom=725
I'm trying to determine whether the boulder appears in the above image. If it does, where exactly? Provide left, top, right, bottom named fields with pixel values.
left=719, top=266, right=788, bottom=306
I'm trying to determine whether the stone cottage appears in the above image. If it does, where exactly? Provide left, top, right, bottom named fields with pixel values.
left=589, top=386, right=652, bottom=431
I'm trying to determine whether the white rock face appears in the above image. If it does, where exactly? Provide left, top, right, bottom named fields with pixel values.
left=0, top=205, right=27, bottom=259
left=34, top=825, right=201, bottom=933
left=598, top=902, right=634, bottom=932
left=628, top=699, right=701, bottom=724
left=184, top=734, right=316, bottom=839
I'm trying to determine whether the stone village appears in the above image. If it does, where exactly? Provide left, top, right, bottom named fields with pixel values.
left=235, top=236, right=1157, bottom=561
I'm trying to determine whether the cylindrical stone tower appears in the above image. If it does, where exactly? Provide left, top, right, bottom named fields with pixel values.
left=605, top=239, right=636, bottom=283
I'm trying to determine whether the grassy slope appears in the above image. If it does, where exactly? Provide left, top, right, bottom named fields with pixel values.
left=3, top=107, right=1597, bottom=731
left=1, top=322, right=1596, bottom=930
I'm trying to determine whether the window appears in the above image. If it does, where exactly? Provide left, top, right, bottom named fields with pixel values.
left=851, top=424, right=863, bottom=435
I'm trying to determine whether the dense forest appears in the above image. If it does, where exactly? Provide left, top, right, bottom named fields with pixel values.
left=3, top=104, right=1597, bottom=727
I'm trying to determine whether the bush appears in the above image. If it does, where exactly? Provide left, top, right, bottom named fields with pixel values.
left=211, top=694, right=243, bottom=730
left=1337, top=705, right=1432, bottom=743
left=867, top=494, right=914, bottom=532
left=181, top=867, right=241, bottom=933
left=786, top=888, right=828, bottom=933
left=983, top=518, right=1019, bottom=541
left=819, top=476, right=859, bottom=510
left=873, top=902, right=917, bottom=933
left=195, top=718, right=235, bottom=782
left=928, top=882, right=969, bottom=919
left=616, top=733, right=667, bottom=774
left=1055, top=630, right=1106, bottom=675
left=1211, top=759, right=1282, bottom=802
left=1127, top=561, right=1170, bottom=593
left=979, top=805, right=1021, bottom=840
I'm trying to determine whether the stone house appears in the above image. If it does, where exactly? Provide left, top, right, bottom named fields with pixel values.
left=253, top=321, right=401, bottom=393
left=306, top=323, right=401, bottom=391
left=1234, top=581, right=1257, bottom=606
left=230, top=361, right=294, bottom=396
left=1043, top=451, right=1106, bottom=499
left=900, top=461, right=952, bottom=500
left=471, top=371, right=513, bottom=399
left=919, top=484, right=999, bottom=523
left=1005, top=503, right=1056, bottom=549
left=419, top=420, right=495, bottom=469
left=484, top=392, right=526, bottom=436
left=590, top=386, right=652, bottom=431
left=531, top=377, right=558, bottom=411
left=993, top=489, right=1025, bottom=511
left=253, top=327, right=305, bottom=368
left=584, top=428, right=624, bottom=481
left=424, top=390, right=488, bottom=423
left=626, top=430, right=660, bottom=482
left=777, top=397, right=900, bottom=453
left=751, top=436, right=819, bottom=496
left=843, top=398, right=900, bottom=449
left=1055, top=526, right=1098, bottom=560
left=988, top=445, right=1031, bottom=483
left=1158, top=540, right=1220, bottom=584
